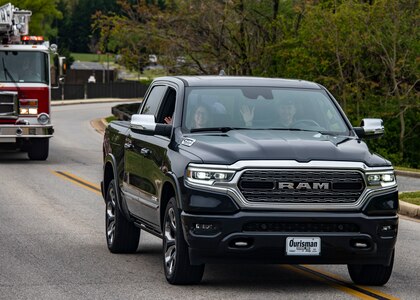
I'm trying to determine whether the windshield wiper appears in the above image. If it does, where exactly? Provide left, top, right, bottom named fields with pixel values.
left=190, top=127, right=250, bottom=133
left=267, top=127, right=344, bottom=136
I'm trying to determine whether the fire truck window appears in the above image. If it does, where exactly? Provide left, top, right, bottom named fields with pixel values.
left=0, top=51, right=48, bottom=84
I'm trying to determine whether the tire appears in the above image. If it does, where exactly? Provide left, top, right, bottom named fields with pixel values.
left=347, top=250, right=395, bottom=286
left=27, top=138, right=49, bottom=160
left=163, top=198, right=204, bottom=284
left=105, top=179, right=140, bottom=253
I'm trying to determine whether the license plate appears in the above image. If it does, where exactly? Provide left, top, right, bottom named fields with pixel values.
left=286, top=237, right=321, bottom=256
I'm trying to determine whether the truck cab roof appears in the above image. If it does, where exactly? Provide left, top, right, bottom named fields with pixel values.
left=156, top=76, right=321, bottom=89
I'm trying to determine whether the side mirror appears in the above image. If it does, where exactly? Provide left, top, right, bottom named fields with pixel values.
left=354, top=118, right=384, bottom=139
left=130, top=114, right=172, bottom=137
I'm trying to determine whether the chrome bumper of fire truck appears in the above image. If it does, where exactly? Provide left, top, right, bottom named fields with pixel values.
left=0, top=125, right=54, bottom=141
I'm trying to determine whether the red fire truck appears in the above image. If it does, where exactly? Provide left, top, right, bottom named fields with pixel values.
left=0, top=3, right=59, bottom=160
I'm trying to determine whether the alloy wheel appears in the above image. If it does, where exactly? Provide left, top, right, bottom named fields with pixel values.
left=106, top=187, right=116, bottom=246
left=164, top=207, right=177, bottom=275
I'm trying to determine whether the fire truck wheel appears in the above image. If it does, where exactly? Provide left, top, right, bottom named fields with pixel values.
left=28, top=138, right=49, bottom=160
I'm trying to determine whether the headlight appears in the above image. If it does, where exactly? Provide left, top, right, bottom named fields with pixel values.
left=366, top=171, right=396, bottom=187
left=19, top=99, right=38, bottom=115
left=186, top=166, right=235, bottom=186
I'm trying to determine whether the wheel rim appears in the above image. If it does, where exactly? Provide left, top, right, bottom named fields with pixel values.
left=106, top=186, right=116, bottom=246
left=164, top=207, right=177, bottom=275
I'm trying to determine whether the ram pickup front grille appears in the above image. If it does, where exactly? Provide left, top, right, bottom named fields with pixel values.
left=0, top=92, right=18, bottom=117
left=243, top=222, right=360, bottom=233
left=238, top=170, right=365, bottom=204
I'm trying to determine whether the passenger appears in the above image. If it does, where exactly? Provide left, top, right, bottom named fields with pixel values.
left=164, top=116, right=173, bottom=124
left=191, top=105, right=210, bottom=129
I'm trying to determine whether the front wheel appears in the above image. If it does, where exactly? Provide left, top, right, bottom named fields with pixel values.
left=105, top=179, right=140, bottom=253
left=163, top=198, right=204, bottom=284
left=347, top=250, right=395, bottom=286
left=27, top=138, right=49, bottom=160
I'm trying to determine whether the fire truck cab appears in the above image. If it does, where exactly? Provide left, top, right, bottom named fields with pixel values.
left=0, top=3, right=55, bottom=160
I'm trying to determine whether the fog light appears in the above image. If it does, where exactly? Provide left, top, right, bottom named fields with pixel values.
left=378, top=224, right=397, bottom=238
left=195, top=223, right=215, bottom=230
left=192, top=223, right=218, bottom=235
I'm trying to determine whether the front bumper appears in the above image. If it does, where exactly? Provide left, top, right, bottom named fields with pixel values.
left=181, top=211, right=398, bottom=265
left=0, top=124, right=54, bottom=141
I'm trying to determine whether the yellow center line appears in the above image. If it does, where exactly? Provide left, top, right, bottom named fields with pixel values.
left=300, top=265, right=399, bottom=300
left=51, top=170, right=102, bottom=196
left=283, top=265, right=377, bottom=300
left=284, top=264, right=399, bottom=300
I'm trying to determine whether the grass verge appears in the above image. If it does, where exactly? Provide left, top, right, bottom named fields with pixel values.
left=105, top=116, right=116, bottom=123
left=71, top=52, right=115, bottom=63
left=395, top=166, right=420, bottom=173
left=400, top=191, right=420, bottom=206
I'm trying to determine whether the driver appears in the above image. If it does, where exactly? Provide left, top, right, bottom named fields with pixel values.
left=273, top=98, right=296, bottom=127
left=240, top=98, right=297, bottom=127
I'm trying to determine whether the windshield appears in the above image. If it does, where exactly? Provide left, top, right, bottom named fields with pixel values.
left=183, top=87, right=350, bottom=134
left=0, top=51, right=49, bottom=84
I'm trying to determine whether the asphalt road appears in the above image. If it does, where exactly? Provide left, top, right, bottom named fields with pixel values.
left=0, top=102, right=419, bottom=300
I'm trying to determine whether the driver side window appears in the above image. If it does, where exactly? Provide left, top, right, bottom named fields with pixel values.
left=141, top=85, right=167, bottom=118
left=157, top=87, right=176, bottom=124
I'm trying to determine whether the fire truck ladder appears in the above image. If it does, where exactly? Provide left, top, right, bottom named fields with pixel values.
left=0, top=3, right=31, bottom=42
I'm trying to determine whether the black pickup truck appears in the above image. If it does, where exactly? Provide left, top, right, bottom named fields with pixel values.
left=101, top=76, right=398, bottom=285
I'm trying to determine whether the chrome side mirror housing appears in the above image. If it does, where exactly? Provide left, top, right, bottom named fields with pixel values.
left=130, top=114, right=172, bottom=137
left=354, top=118, right=384, bottom=139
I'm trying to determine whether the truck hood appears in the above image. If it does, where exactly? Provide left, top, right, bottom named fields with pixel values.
left=180, top=130, right=390, bottom=167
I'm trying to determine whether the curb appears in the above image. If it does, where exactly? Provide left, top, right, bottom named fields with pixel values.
left=90, top=118, right=107, bottom=135
left=399, top=200, right=420, bottom=219
left=395, top=170, right=420, bottom=179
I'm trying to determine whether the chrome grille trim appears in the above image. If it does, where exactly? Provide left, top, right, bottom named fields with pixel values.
left=184, top=160, right=397, bottom=211
left=0, top=91, right=18, bottom=117
left=238, top=170, right=365, bottom=204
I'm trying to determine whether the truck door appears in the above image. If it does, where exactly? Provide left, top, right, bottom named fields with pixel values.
left=123, top=85, right=167, bottom=225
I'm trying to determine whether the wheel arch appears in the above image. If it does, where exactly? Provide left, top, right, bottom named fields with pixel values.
left=160, top=172, right=182, bottom=231
left=103, top=153, right=133, bottom=221
left=103, top=153, right=118, bottom=201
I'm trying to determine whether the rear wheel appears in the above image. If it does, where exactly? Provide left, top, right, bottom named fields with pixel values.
left=163, top=198, right=204, bottom=284
left=347, top=250, right=394, bottom=286
left=105, top=179, right=140, bottom=253
left=27, top=138, right=49, bottom=160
